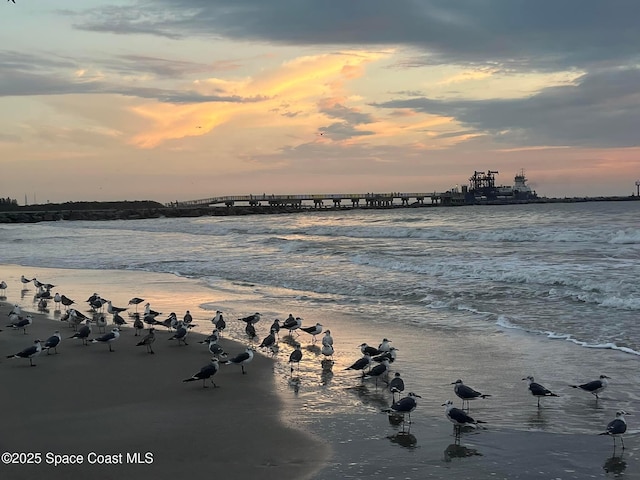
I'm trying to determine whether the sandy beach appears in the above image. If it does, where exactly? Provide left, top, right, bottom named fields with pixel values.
left=0, top=301, right=328, bottom=480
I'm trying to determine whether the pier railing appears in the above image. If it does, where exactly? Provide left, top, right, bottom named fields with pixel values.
left=171, top=191, right=466, bottom=208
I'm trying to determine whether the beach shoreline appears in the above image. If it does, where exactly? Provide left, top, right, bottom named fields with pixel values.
left=0, top=300, right=329, bottom=480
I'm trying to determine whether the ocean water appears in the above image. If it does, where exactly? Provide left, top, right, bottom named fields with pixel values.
left=2, top=201, right=640, bottom=478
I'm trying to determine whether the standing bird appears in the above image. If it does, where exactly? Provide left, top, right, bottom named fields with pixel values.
left=43, top=331, right=62, bottom=354
left=259, top=329, right=278, bottom=351
left=128, top=297, right=145, bottom=312
left=373, top=346, right=398, bottom=364
left=0, top=280, right=7, bottom=295
left=322, top=330, right=333, bottom=347
left=9, top=314, right=33, bottom=334
left=69, top=319, right=92, bottom=345
left=212, top=310, right=226, bottom=334
left=168, top=321, right=188, bottom=345
left=20, top=275, right=33, bottom=288
left=321, top=342, right=334, bottom=360
left=60, top=294, right=75, bottom=309
left=345, top=352, right=371, bottom=374
left=238, top=312, right=261, bottom=325
left=363, top=358, right=390, bottom=386
left=143, top=302, right=161, bottom=318
left=600, top=410, right=630, bottom=450
left=224, top=346, right=255, bottom=374
left=300, top=322, right=323, bottom=342
left=288, top=343, right=303, bottom=373
left=443, top=400, right=485, bottom=433
left=282, top=315, right=302, bottom=336
left=385, top=392, right=421, bottom=424
left=359, top=343, right=380, bottom=356
left=91, top=327, right=120, bottom=352
left=95, top=313, right=107, bottom=333
left=377, top=338, right=392, bottom=352
left=112, top=312, right=127, bottom=328
left=570, top=375, right=610, bottom=399
left=245, top=322, right=257, bottom=339
left=522, top=376, right=559, bottom=407
left=6, top=339, right=42, bottom=366
left=53, top=292, right=62, bottom=310
left=107, top=300, right=127, bottom=315
left=136, top=328, right=156, bottom=354
left=270, top=318, right=281, bottom=339
left=133, top=314, right=144, bottom=336
left=388, top=372, right=405, bottom=402
left=183, top=358, right=220, bottom=388
left=452, top=379, right=491, bottom=410
left=183, top=310, right=193, bottom=327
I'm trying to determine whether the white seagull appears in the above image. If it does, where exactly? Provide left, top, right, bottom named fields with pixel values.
left=183, top=358, right=220, bottom=388
left=224, top=346, right=255, bottom=374
left=91, top=327, right=120, bottom=352
left=6, top=339, right=42, bottom=366
left=600, top=410, right=630, bottom=450
left=522, top=376, right=559, bottom=407
left=570, top=375, right=610, bottom=399
left=300, top=322, right=323, bottom=342
left=43, top=331, right=62, bottom=354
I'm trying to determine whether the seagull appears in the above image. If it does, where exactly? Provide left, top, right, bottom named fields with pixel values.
left=452, top=379, right=491, bottom=410
left=9, top=314, right=33, bottom=334
left=0, top=280, right=7, bottom=295
left=300, top=322, right=323, bottom=342
left=133, top=314, right=144, bottom=335
left=6, top=339, right=42, bottom=366
left=570, top=375, right=610, bottom=399
left=69, top=319, right=92, bottom=345
left=95, top=313, right=107, bottom=333
left=377, top=338, right=392, bottom=352
left=282, top=314, right=302, bottom=335
left=322, top=330, right=333, bottom=347
left=345, top=352, right=371, bottom=373
left=53, top=292, right=62, bottom=309
left=107, top=300, right=127, bottom=315
left=207, top=339, right=226, bottom=359
left=136, top=328, right=156, bottom=354
left=158, top=312, right=178, bottom=331
left=91, top=327, right=120, bottom=352
left=199, top=329, right=220, bottom=345
left=20, top=275, right=32, bottom=288
left=359, top=343, right=380, bottom=356
left=259, top=329, right=278, bottom=351
left=212, top=310, right=225, bottom=333
left=143, top=302, right=161, bottom=318
left=112, top=312, right=127, bottom=328
left=168, top=321, right=188, bottom=345
left=321, top=342, right=334, bottom=359
left=388, top=372, right=405, bottom=402
left=224, top=346, right=255, bottom=374
left=522, top=376, right=559, bottom=407
left=245, top=322, right=257, bottom=339
left=443, top=400, right=485, bottom=432
left=238, top=312, right=261, bottom=325
left=600, top=410, right=630, bottom=450
left=60, top=294, right=75, bottom=308
left=43, top=331, right=62, bottom=354
left=183, top=358, right=220, bottom=388
left=270, top=318, right=281, bottom=339
left=183, top=310, right=193, bottom=326
left=373, top=346, right=398, bottom=364
left=128, top=297, right=145, bottom=312
left=363, top=359, right=390, bottom=386
left=385, top=392, right=421, bottom=424
left=288, top=343, right=303, bottom=373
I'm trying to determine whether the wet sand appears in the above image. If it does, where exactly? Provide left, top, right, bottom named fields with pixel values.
left=0, top=302, right=328, bottom=480
left=2, top=264, right=639, bottom=479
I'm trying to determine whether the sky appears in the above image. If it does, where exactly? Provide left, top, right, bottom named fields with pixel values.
left=1, top=0, right=640, bottom=204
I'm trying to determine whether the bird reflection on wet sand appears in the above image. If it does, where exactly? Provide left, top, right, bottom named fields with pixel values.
left=603, top=453, right=626, bottom=475
left=387, top=431, right=417, bottom=449
left=346, top=383, right=390, bottom=410
left=444, top=443, right=482, bottom=462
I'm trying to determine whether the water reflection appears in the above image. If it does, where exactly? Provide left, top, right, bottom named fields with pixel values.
left=346, top=383, right=391, bottom=410
left=602, top=453, right=626, bottom=475
left=387, top=431, right=417, bottom=449
left=527, top=409, right=548, bottom=430
left=443, top=443, right=482, bottom=462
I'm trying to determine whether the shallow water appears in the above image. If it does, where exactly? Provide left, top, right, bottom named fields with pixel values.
left=2, top=201, right=640, bottom=478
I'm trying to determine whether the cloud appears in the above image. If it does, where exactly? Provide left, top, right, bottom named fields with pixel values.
left=374, top=68, right=640, bottom=148
left=70, top=1, right=640, bottom=71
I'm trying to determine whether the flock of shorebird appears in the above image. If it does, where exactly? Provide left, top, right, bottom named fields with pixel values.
left=1, top=274, right=630, bottom=451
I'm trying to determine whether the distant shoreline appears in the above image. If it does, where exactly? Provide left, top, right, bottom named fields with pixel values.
left=0, top=195, right=638, bottom=223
